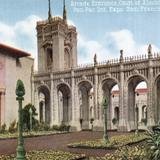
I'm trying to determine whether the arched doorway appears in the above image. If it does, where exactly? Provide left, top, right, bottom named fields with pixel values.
left=102, top=79, right=119, bottom=130
left=127, top=76, right=148, bottom=130
left=142, top=105, right=147, bottom=126
left=38, top=86, right=50, bottom=124
left=154, top=75, right=160, bottom=124
left=57, top=83, right=71, bottom=124
left=78, top=81, right=93, bottom=130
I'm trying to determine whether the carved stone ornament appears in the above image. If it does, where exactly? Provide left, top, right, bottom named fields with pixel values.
left=60, top=78, right=65, bottom=83
left=132, top=69, right=139, bottom=75
left=82, top=75, right=87, bottom=80
left=40, top=80, right=45, bottom=84
left=106, top=72, right=111, bottom=78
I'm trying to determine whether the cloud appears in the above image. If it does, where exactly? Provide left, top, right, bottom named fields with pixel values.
left=0, top=16, right=159, bottom=71
left=0, top=15, right=41, bottom=70
left=78, top=29, right=159, bottom=64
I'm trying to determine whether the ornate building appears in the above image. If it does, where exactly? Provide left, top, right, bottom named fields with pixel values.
left=33, top=1, right=160, bottom=131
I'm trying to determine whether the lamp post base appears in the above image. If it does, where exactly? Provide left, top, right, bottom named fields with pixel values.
left=103, top=134, right=109, bottom=144
left=16, top=145, right=26, bottom=160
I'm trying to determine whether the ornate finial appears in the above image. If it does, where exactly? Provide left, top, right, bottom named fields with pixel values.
left=148, top=44, right=152, bottom=58
left=103, top=97, right=108, bottom=109
left=16, top=80, right=25, bottom=97
left=120, top=50, right=124, bottom=63
left=63, top=0, right=67, bottom=24
left=48, top=0, right=52, bottom=23
left=94, top=53, right=97, bottom=65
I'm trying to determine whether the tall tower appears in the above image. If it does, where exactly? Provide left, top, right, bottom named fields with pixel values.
left=36, top=0, right=77, bottom=72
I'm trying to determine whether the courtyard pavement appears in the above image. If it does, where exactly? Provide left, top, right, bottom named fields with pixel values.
left=0, top=131, right=129, bottom=157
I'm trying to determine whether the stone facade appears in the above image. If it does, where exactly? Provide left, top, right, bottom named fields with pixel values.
left=0, top=44, right=34, bottom=127
left=33, top=3, right=160, bottom=131
left=110, top=89, right=147, bottom=130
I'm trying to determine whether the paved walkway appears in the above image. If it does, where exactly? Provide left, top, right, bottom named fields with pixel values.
left=0, top=131, right=129, bottom=157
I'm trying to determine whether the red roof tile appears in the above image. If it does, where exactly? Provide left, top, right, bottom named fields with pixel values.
left=112, top=88, right=148, bottom=94
left=0, top=43, right=30, bottom=58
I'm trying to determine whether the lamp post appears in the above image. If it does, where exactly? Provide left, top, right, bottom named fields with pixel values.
left=29, top=107, right=33, bottom=132
left=135, top=91, right=139, bottom=136
left=103, top=97, right=109, bottom=144
left=16, top=80, right=26, bottom=160
left=135, top=104, right=139, bottom=136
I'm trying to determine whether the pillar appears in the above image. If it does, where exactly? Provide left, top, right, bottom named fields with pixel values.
left=93, top=64, right=99, bottom=129
left=147, top=54, right=155, bottom=126
left=118, top=50, right=128, bottom=131
left=71, top=69, right=75, bottom=123
left=50, top=73, right=54, bottom=126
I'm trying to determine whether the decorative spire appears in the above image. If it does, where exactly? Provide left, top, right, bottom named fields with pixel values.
left=63, top=0, right=67, bottom=24
left=120, top=50, right=124, bottom=63
left=148, top=44, right=152, bottom=59
left=94, top=53, right=97, bottom=65
left=48, top=0, right=52, bottom=23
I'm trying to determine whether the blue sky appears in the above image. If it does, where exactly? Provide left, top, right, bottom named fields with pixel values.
left=0, top=0, right=160, bottom=66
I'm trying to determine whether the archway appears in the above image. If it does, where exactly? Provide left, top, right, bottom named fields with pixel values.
left=78, top=81, right=93, bottom=130
left=102, top=79, right=119, bottom=130
left=57, top=83, right=71, bottom=124
left=38, top=86, right=50, bottom=124
left=127, top=76, right=148, bottom=130
left=142, top=105, right=147, bottom=126
left=154, top=75, right=160, bottom=123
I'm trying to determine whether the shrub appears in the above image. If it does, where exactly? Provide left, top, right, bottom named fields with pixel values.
left=23, top=103, right=38, bottom=130
left=141, top=118, right=147, bottom=125
left=112, top=117, right=117, bottom=125
left=147, top=125, right=160, bottom=160
left=0, top=123, right=6, bottom=133
left=90, top=118, right=94, bottom=124
left=8, top=120, right=17, bottom=133
left=52, top=124, right=70, bottom=132
left=52, top=125, right=60, bottom=131
left=39, top=122, right=50, bottom=131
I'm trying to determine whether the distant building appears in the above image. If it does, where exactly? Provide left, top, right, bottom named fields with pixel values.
left=0, top=44, right=34, bottom=127
left=111, top=88, right=148, bottom=130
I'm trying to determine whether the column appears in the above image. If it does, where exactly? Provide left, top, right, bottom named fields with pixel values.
left=71, top=69, right=75, bottom=123
left=118, top=50, right=128, bottom=131
left=94, top=65, right=98, bottom=119
left=53, top=83, right=59, bottom=125
left=147, top=59, right=155, bottom=126
left=50, top=73, right=54, bottom=125
left=34, top=88, right=40, bottom=121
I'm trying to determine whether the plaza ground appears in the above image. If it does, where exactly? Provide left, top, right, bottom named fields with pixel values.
left=0, top=131, right=130, bottom=157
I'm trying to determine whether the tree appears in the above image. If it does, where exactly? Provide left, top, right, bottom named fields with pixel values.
left=22, top=103, right=38, bottom=131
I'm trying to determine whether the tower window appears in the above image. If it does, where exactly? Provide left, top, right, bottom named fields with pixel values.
left=47, top=48, right=53, bottom=67
left=64, top=48, right=70, bottom=69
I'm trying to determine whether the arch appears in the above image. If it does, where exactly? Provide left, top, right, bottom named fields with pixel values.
left=126, top=74, right=148, bottom=86
left=153, top=74, right=160, bottom=123
left=142, top=105, right=147, bottom=119
left=78, top=79, right=93, bottom=89
left=39, top=101, right=44, bottom=123
left=101, top=77, right=120, bottom=88
left=37, top=85, right=51, bottom=124
left=114, top=107, right=120, bottom=122
left=102, top=78, right=119, bottom=130
left=78, top=80, right=93, bottom=130
left=57, top=83, right=71, bottom=124
left=127, top=75, right=148, bottom=130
